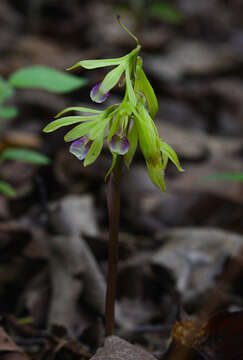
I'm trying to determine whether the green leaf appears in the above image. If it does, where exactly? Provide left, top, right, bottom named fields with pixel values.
left=0, top=148, right=50, bottom=165
left=0, top=181, right=16, bottom=198
left=162, top=152, right=168, bottom=170
left=83, top=136, right=104, bottom=167
left=43, top=115, right=98, bottom=132
left=160, top=141, right=184, bottom=171
left=125, top=65, right=137, bottom=106
left=124, top=121, right=138, bottom=168
left=68, top=58, right=123, bottom=70
left=64, top=120, right=98, bottom=142
left=105, top=153, right=117, bottom=181
left=99, top=62, right=127, bottom=95
left=0, top=77, right=14, bottom=104
left=204, top=173, right=243, bottom=182
left=81, top=116, right=111, bottom=166
left=67, top=46, right=141, bottom=71
left=149, top=2, right=183, bottom=24
left=0, top=106, right=18, bottom=119
left=107, top=112, right=121, bottom=144
left=135, top=59, right=158, bottom=119
left=146, top=161, right=166, bottom=192
left=89, top=117, right=111, bottom=140
left=134, top=103, right=160, bottom=161
left=9, top=66, right=87, bottom=93
left=55, top=106, right=101, bottom=118
left=134, top=103, right=166, bottom=191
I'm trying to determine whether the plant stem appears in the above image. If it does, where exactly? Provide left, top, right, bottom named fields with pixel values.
left=105, top=156, right=123, bottom=336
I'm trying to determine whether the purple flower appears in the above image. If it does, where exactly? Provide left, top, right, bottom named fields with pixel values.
left=90, top=83, right=110, bottom=103
left=109, top=134, right=129, bottom=155
left=69, top=136, right=91, bottom=160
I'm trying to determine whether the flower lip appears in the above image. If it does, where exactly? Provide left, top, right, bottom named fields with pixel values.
left=109, top=134, right=129, bottom=155
left=90, top=83, right=110, bottom=103
left=69, top=136, right=92, bottom=160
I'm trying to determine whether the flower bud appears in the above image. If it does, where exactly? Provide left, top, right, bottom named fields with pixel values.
left=90, top=83, right=110, bottom=103
left=69, top=136, right=91, bottom=160
left=109, top=134, right=129, bottom=155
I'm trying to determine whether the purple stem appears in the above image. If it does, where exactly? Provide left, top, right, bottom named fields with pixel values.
left=105, top=156, right=123, bottom=336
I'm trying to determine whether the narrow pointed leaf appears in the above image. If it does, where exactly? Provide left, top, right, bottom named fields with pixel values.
left=55, top=106, right=101, bottom=118
left=0, top=106, right=18, bottom=119
left=68, top=58, right=123, bottom=70
left=83, top=136, right=104, bottom=166
left=125, top=66, right=137, bottom=106
left=124, top=121, right=138, bottom=168
left=149, top=3, right=183, bottom=24
left=9, top=66, right=87, bottom=93
left=99, top=62, right=127, bottom=96
left=139, top=102, right=160, bottom=136
left=162, top=152, right=169, bottom=170
left=0, top=181, right=16, bottom=198
left=146, top=161, right=166, bottom=191
left=135, top=61, right=158, bottom=118
left=134, top=103, right=165, bottom=191
left=43, top=115, right=97, bottom=132
left=204, top=173, right=243, bottom=182
left=0, top=148, right=50, bottom=165
left=67, top=46, right=140, bottom=71
left=160, top=140, right=184, bottom=171
left=0, top=77, right=14, bottom=103
left=107, top=113, right=121, bottom=143
left=64, top=121, right=98, bottom=142
left=89, top=117, right=111, bottom=140
left=134, top=104, right=160, bottom=162
left=105, top=153, right=117, bottom=181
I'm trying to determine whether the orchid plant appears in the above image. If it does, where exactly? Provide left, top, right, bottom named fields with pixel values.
left=43, top=18, right=183, bottom=336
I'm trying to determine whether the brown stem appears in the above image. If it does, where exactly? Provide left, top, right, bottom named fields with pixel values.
left=105, top=156, right=123, bottom=336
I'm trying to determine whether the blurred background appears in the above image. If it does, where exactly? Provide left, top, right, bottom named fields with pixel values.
left=1, top=0, right=243, bottom=358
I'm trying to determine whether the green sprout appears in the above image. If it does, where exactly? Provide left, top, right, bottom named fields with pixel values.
left=43, top=17, right=183, bottom=336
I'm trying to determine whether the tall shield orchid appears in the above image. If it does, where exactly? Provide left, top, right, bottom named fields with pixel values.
left=43, top=17, right=183, bottom=336
left=43, top=20, right=183, bottom=190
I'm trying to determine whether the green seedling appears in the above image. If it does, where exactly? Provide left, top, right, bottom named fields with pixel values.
left=0, top=65, right=86, bottom=197
left=43, top=17, right=183, bottom=335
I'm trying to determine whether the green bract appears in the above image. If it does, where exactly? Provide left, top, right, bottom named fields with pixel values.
left=43, top=23, right=183, bottom=191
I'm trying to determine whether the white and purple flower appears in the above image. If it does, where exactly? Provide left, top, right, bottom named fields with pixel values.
left=69, top=136, right=92, bottom=160
left=90, top=83, right=110, bottom=103
left=109, top=134, right=129, bottom=155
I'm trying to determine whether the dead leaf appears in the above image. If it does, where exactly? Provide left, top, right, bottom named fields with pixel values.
left=0, top=327, right=27, bottom=360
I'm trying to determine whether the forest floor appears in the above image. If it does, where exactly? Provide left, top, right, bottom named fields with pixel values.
left=1, top=1, right=243, bottom=359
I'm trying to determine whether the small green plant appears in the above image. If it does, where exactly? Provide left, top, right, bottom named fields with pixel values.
left=0, top=65, right=86, bottom=197
left=43, top=17, right=183, bottom=335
